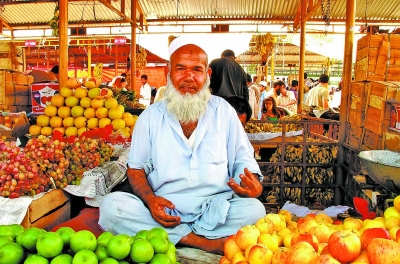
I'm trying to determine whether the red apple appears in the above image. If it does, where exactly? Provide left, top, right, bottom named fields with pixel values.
left=367, top=238, right=400, bottom=264
left=318, top=243, right=329, bottom=254
left=305, top=213, right=317, bottom=219
left=271, top=247, right=289, bottom=263
left=255, top=217, right=274, bottom=234
left=328, top=230, right=361, bottom=263
left=309, top=223, right=332, bottom=243
left=351, top=250, right=369, bottom=263
left=310, top=254, right=341, bottom=264
left=332, top=219, right=343, bottom=225
left=290, top=233, right=319, bottom=252
left=286, top=241, right=318, bottom=264
left=245, top=244, right=273, bottom=264
left=223, top=235, right=242, bottom=261
left=235, top=225, right=260, bottom=251
left=360, top=227, right=390, bottom=250
left=343, top=217, right=363, bottom=231
left=278, top=209, right=292, bottom=224
left=314, top=213, right=333, bottom=224
left=219, top=256, right=231, bottom=264
left=297, top=217, right=318, bottom=233
left=264, top=213, right=284, bottom=231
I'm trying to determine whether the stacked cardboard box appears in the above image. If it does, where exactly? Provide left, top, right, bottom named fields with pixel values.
left=355, top=34, right=400, bottom=82
left=0, top=69, right=33, bottom=113
left=346, top=81, right=400, bottom=150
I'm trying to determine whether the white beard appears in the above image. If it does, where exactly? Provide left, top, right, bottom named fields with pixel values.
left=163, top=75, right=211, bottom=124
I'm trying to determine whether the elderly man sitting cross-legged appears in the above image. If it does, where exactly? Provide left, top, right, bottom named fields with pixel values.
left=98, top=37, right=266, bottom=255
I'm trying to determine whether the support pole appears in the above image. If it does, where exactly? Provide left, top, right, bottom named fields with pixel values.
left=298, top=0, right=307, bottom=111
left=59, top=0, right=68, bottom=86
left=131, top=0, right=137, bottom=92
left=336, top=0, right=355, bottom=205
left=88, top=46, right=92, bottom=78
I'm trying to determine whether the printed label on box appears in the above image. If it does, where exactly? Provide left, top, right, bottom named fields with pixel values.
left=31, top=82, right=59, bottom=114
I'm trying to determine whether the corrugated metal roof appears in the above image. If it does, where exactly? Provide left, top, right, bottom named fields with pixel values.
left=1, top=0, right=399, bottom=29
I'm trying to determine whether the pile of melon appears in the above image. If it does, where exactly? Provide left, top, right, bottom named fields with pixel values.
left=29, top=77, right=138, bottom=138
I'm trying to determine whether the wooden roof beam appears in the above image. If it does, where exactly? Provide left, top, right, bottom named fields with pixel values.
left=293, top=0, right=322, bottom=32
left=1, top=19, right=13, bottom=31
left=98, top=0, right=144, bottom=32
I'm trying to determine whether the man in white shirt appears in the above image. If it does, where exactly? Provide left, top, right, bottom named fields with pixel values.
left=277, top=85, right=297, bottom=113
left=139, top=74, right=152, bottom=106
left=305, top=74, right=330, bottom=109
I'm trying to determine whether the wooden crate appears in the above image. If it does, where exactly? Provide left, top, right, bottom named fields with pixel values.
left=355, top=34, right=389, bottom=82
left=346, top=122, right=364, bottom=149
left=21, top=189, right=71, bottom=231
left=0, top=70, right=33, bottom=107
left=364, top=104, right=391, bottom=135
left=383, top=130, right=400, bottom=151
left=348, top=82, right=370, bottom=127
left=361, top=129, right=383, bottom=150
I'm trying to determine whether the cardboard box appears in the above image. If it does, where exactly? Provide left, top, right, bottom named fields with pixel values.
left=21, top=189, right=71, bottom=231
left=31, top=82, right=59, bottom=114
left=0, top=112, right=30, bottom=140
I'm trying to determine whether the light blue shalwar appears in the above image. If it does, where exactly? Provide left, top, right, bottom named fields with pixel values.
left=99, top=96, right=266, bottom=244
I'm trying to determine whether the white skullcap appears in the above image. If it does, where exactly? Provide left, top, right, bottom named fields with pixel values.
left=168, top=36, right=206, bottom=56
left=259, top=81, right=267, bottom=87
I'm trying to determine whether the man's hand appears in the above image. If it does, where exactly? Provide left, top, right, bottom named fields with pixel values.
left=227, top=168, right=263, bottom=198
left=147, top=196, right=181, bottom=228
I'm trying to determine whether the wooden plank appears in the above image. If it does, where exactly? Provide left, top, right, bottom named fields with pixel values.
left=23, top=189, right=70, bottom=224
left=5, top=83, right=30, bottom=96
left=176, top=247, right=222, bottom=264
left=390, top=34, right=400, bottom=49
left=362, top=129, right=383, bottom=150
left=374, top=41, right=389, bottom=75
left=370, top=81, right=399, bottom=99
left=349, top=81, right=367, bottom=97
left=5, top=95, right=30, bottom=106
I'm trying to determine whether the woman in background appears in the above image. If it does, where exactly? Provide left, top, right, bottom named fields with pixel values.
left=260, top=97, right=281, bottom=121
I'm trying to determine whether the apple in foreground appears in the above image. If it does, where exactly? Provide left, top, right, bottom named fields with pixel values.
left=290, top=232, right=319, bottom=252
left=271, top=247, right=289, bottom=263
left=309, top=223, right=332, bottom=243
left=367, top=238, right=400, bottom=264
left=286, top=241, right=318, bottom=264
left=235, top=225, right=260, bottom=251
left=257, top=233, right=279, bottom=253
left=245, top=244, right=273, bottom=264
left=343, top=217, right=363, bottom=231
left=328, top=230, right=361, bottom=263
left=223, top=235, right=242, bottom=261
left=360, top=227, right=390, bottom=250
left=297, top=217, right=318, bottom=233
left=72, top=249, right=98, bottom=264
left=310, top=254, right=341, bottom=264
left=255, top=217, right=274, bottom=234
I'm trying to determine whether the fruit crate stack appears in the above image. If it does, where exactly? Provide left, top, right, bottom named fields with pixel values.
left=0, top=69, right=34, bottom=113
left=354, top=33, right=400, bottom=82
left=345, top=81, right=400, bottom=151
left=248, top=117, right=342, bottom=208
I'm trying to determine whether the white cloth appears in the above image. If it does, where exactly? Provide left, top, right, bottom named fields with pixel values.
left=277, top=90, right=297, bottom=113
left=139, top=83, right=152, bottom=106
left=248, top=87, right=256, bottom=119
left=168, top=36, right=207, bottom=55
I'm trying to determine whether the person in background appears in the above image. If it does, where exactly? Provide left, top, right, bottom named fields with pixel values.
left=150, top=86, right=157, bottom=104
left=277, top=85, right=297, bottom=113
left=246, top=74, right=258, bottom=120
left=99, top=37, right=265, bottom=255
left=139, top=74, right=152, bottom=106
left=265, top=80, right=284, bottom=104
left=260, top=97, right=281, bottom=121
left=257, top=80, right=268, bottom=119
left=305, top=73, right=330, bottom=109
left=289, top=80, right=299, bottom=101
left=225, top=96, right=253, bottom=127
left=209, top=49, right=249, bottom=100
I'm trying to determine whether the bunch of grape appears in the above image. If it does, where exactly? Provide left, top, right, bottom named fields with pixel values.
left=64, top=137, right=114, bottom=185
left=25, top=136, right=69, bottom=190
left=0, top=137, right=44, bottom=198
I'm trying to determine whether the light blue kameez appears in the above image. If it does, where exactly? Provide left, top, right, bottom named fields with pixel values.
left=99, top=96, right=266, bottom=244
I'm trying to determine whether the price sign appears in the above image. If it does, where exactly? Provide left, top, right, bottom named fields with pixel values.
left=114, top=38, right=127, bottom=44
left=25, top=40, right=37, bottom=47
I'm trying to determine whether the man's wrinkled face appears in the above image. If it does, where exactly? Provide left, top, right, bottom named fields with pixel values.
left=168, top=44, right=211, bottom=95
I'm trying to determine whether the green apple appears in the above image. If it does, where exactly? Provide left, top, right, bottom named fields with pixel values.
left=50, top=254, right=73, bottom=264
left=0, top=242, right=25, bottom=264
left=55, top=227, right=76, bottom=248
left=72, top=249, right=98, bottom=264
left=70, top=230, right=97, bottom=253
left=106, top=235, right=131, bottom=260
left=36, top=231, right=64, bottom=258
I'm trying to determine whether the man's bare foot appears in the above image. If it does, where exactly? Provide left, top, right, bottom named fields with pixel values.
left=178, top=232, right=227, bottom=255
